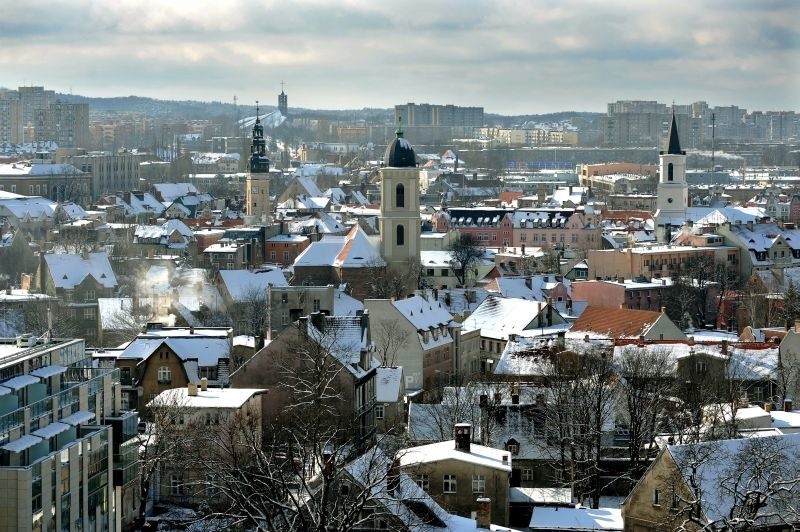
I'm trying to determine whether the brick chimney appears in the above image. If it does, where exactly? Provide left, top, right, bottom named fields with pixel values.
left=475, top=497, right=491, bottom=528
left=200, top=377, right=208, bottom=391
left=785, top=399, right=793, bottom=412
left=454, top=423, right=471, bottom=453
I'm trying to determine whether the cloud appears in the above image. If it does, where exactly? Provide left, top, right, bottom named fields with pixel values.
left=0, top=0, right=797, bottom=114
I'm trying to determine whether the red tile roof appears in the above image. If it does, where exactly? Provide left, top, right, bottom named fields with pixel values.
left=570, top=305, right=662, bottom=339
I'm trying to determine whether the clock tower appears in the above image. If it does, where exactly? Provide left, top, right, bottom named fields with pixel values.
left=655, top=111, right=688, bottom=243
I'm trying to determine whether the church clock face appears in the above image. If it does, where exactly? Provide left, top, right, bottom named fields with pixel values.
left=668, top=198, right=673, bottom=203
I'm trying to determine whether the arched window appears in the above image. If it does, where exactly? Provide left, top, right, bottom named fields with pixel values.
left=396, top=224, right=405, bottom=246
left=396, top=183, right=405, bottom=208
left=158, top=366, right=172, bottom=384
left=668, top=163, right=674, bottom=181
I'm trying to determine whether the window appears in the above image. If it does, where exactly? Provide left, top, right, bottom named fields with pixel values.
left=668, top=163, right=674, bottom=181
left=157, top=366, right=171, bottom=384
left=281, top=293, right=288, bottom=303
left=85, top=289, right=95, bottom=300
left=283, top=251, right=289, bottom=261
left=507, top=442, right=519, bottom=455
left=472, top=475, right=485, bottom=494
left=653, top=488, right=660, bottom=506
left=443, top=474, right=457, bottom=493
left=427, top=268, right=434, bottom=276
left=313, top=299, right=321, bottom=312
left=522, top=468, right=534, bottom=481
left=441, top=268, right=448, bottom=277
left=696, top=360, right=707, bottom=373
left=520, top=233, right=527, bottom=242
left=171, top=475, right=183, bottom=496
left=281, top=312, right=289, bottom=326
left=375, top=404, right=384, bottom=420
left=416, top=474, right=430, bottom=491
left=84, top=307, right=96, bottom=319
left=270, top=251, right=276, bottom=260
left=396, top=224, right=405, bottom=246
left=395, top=183, right=405, bottom=208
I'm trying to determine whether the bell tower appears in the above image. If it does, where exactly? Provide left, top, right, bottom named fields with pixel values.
left=379, top=120, right=421, bottom=271
left=246, top=101, right=271, bottom=223
left=655, top=110, right=688, bottom=243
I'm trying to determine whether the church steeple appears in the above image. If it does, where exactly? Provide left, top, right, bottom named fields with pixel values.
left=249, top=101, right=270, bottom=173
left=665, top=110, right=684, bottom=155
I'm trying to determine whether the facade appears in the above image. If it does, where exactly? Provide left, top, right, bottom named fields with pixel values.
left=0, top=98, right=22, bottom=144
left=365, top=295, right=455, bottom=394
left=148, top=385, right=264, bottom=508
left=265, top=234, right=310, bottom=266
left=245, top=106, right=270, bottom=222
left=572, top=278, right=674, bottom=312
left=512, top=209, right=601, bottom=251
left=394, top=103, right=484, bottom=127
left=587, top=245, right=740, bottom=281
left=0, top=160, right=91, bottom=204
left=0, top=336, right=138, bottom=532
left=230, top=312, right=378, bottom=448
left=654, top=113, right=689, bottom=243
left=266, top=284, right=336, bottom=339
left=398, top=423, right=511, bottom=526
left=569, top=306, right=686, bottom=341
left=59, top=150, right=145, bottom=199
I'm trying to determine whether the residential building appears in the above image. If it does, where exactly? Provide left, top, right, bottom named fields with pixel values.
left=512, top=209, right=601, bottom=251
left=572, top=278, right=674, bottom=312
left=587, top=244, right=739, bottom=281
left=0, top=159, right=90, bottom=204
left=132, top=219, right=196, bottom=260
left=568, top=306, right=686, bottom=342
left=394, top=103, right=484, bottom=127
left=265, top=234, right=310, bottom=266
left=365, top=295, right=455, bottom=394
left=375, top=366, right=406, bottom=433
left=58, top=150, right=145, bottom=199
left=230, top=312, right=378, bottom=448
left=148, top=384, right=264, bottom=508
left=0, top=335, right=138, bottom=531
left=114, top=324, right=233, bottom=411
left=215, top=268, right=288, bottom=336
left=265, top=284, right=364, bottom=338
left=201, top=241, right=249, bottom=271
left=0, top=98, right=22, bottom=144
left=622, top=434, right=800, bottom=531
left=398, top=423, right=512, bottom=526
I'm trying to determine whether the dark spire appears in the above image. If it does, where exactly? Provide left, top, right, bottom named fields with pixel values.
left=383, top=116, right=416, bottom=168
left=250, top=100, right=270, bottom=173
left=666, top=110, right=683, bottom=155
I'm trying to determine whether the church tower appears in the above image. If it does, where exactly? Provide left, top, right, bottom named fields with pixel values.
left=655, top=111, right=688, bottom=243
left=379, top=122, right=421, bottom=271
left=278, top=83, right=288, bottom=117
left=246, top=102, right=270, bottom=222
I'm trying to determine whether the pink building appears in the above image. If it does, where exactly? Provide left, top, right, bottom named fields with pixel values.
left=512, top=209, right=600, bottom=251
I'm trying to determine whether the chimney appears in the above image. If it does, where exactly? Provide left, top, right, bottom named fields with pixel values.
left=200, top=377, right=208, bottom=391
left=721, top=339, right=729, bottom=356
left=454, top=423, right=471, bottom=453
left=475, top=497, right=491, bottom=529
left=546, top=298, right=553, bottom=326
left=309, top=311, right=325, bottom=332
left=764, top=402, right=773, bottom=413
left=386, top=457, right=400, bottom=495
left=785, top=399, right=794, bottom=412
left=479, top=394, right=488, bottom=407
left=188, top=383, right=198, bottom=396
left=359, top=348, right=372, bottom=371
left=660, top=306, right=666, bottom=314
left=511, top=392, right=519, bottom=405
left=795, top=320, right=800, bottom=334
left=557, top=330, right=566, bottom=350
left=189, top=325, right=195, bottom=334
left=494, top=392, right=501, bottom=405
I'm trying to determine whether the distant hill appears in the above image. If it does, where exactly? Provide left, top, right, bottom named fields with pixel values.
left=55, top=92, right=599, bottom=125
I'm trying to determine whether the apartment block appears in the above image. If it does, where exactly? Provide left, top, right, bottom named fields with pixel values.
left=0, top=335, right=137, bottom=531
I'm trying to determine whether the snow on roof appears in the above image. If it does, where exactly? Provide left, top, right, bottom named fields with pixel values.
left=770, top=410, right=800, bottom=431
left=334, top=225, right=383, bottom=268
left=333, top=288, right=364, bottom=316
left=293, top=235, right=347, bottom=267
left=149, top=387, right=263, bottom=409
left=667, top=433, right=800, bottom=526
left=152, top=183, right=198, bottom=203
left=344, top=447, right=478, bottom=531
left=529, top=506, right=623, bottom=531
left=119, top=336, right=230, bottom=366
left=233, top=335, right=257, bottom=348
left=44, top=252, right=117, bottom=289
left=0, top=195, right=58, bottom=220
left=306, top=315, right=377, bottom=378
left=393, top=295, right=453, bottom=331
left=376, top=366, right=403, bottom=402
left=218, top=268, right=288, bottom=301
left=461, top=296, right=556, bottom=340
left=399, top=439, right=512, bottom=472
left=296, top=176, right=324, bottom=197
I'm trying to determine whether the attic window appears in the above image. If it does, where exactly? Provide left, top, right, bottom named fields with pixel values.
left=62, top=274, right=68, bottom=279
left=101, top=273, right=106, bottom=278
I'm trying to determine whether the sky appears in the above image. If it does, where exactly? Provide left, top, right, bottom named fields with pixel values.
left=1, top=0, right=798, bottom=115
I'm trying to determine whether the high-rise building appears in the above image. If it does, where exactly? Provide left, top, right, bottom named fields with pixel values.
left=245, top=104, right=270, bottom=222
left=394, top=103, right=484, bottom=127
left=0, top=335, right=138, bottom=531
left=44, top=102, right=90, bottom=148
left=0, top=98, right=23, bottom=144
left=18, top=86, right=55, bottom=130
left=655, top=112, right=688, bottom=243
left=379, top=125, right=421, bottom=278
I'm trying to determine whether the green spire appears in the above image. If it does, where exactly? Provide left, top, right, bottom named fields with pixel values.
left=395, top=115, right=404, bottom=137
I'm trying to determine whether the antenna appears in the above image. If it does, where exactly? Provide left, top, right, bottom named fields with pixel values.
left=281, top=80, right=285, bottom=93
left=710, top=112, right=716, bottom=186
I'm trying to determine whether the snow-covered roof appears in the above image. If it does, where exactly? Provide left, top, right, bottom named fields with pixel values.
left=333, top=288, right=364, bottom=316
left=44, top=252, right=117, bottom=289
left=152, top=183, right=199, bottom=203
left=461, top=296, right=560, bottom=340
left=148, top=387, right=264, bottom=410
left=530, top=506, right=623, bottom=531
left=667, top=433, right=800, bottom=527
left=393, top=295, right=453, bottom=331
left=306, top=315, right=377, bottom=378
left=97, top=298, right=133, bottom=329
left=119, top=336, right=230, bottom=367
left=218, top=268, right=288, bottom=301
left=399, top=439, right=512, bottom=472
left=376, top=366, right=403, bottom=402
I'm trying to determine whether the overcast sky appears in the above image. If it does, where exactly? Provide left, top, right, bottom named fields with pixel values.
left=1, top=0, right=798, bottom=115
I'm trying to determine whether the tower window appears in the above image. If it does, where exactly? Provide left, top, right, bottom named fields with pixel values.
left=397, top=224, right=405, bottom=246
left=668, top=163, right=674, bottom=181
left=396, top=183, right=405, bottom=208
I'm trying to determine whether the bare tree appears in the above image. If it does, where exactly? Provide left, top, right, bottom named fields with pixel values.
left=448, top=233, right=484, bottom=287
left=373, top=319, right=409, bottom=367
